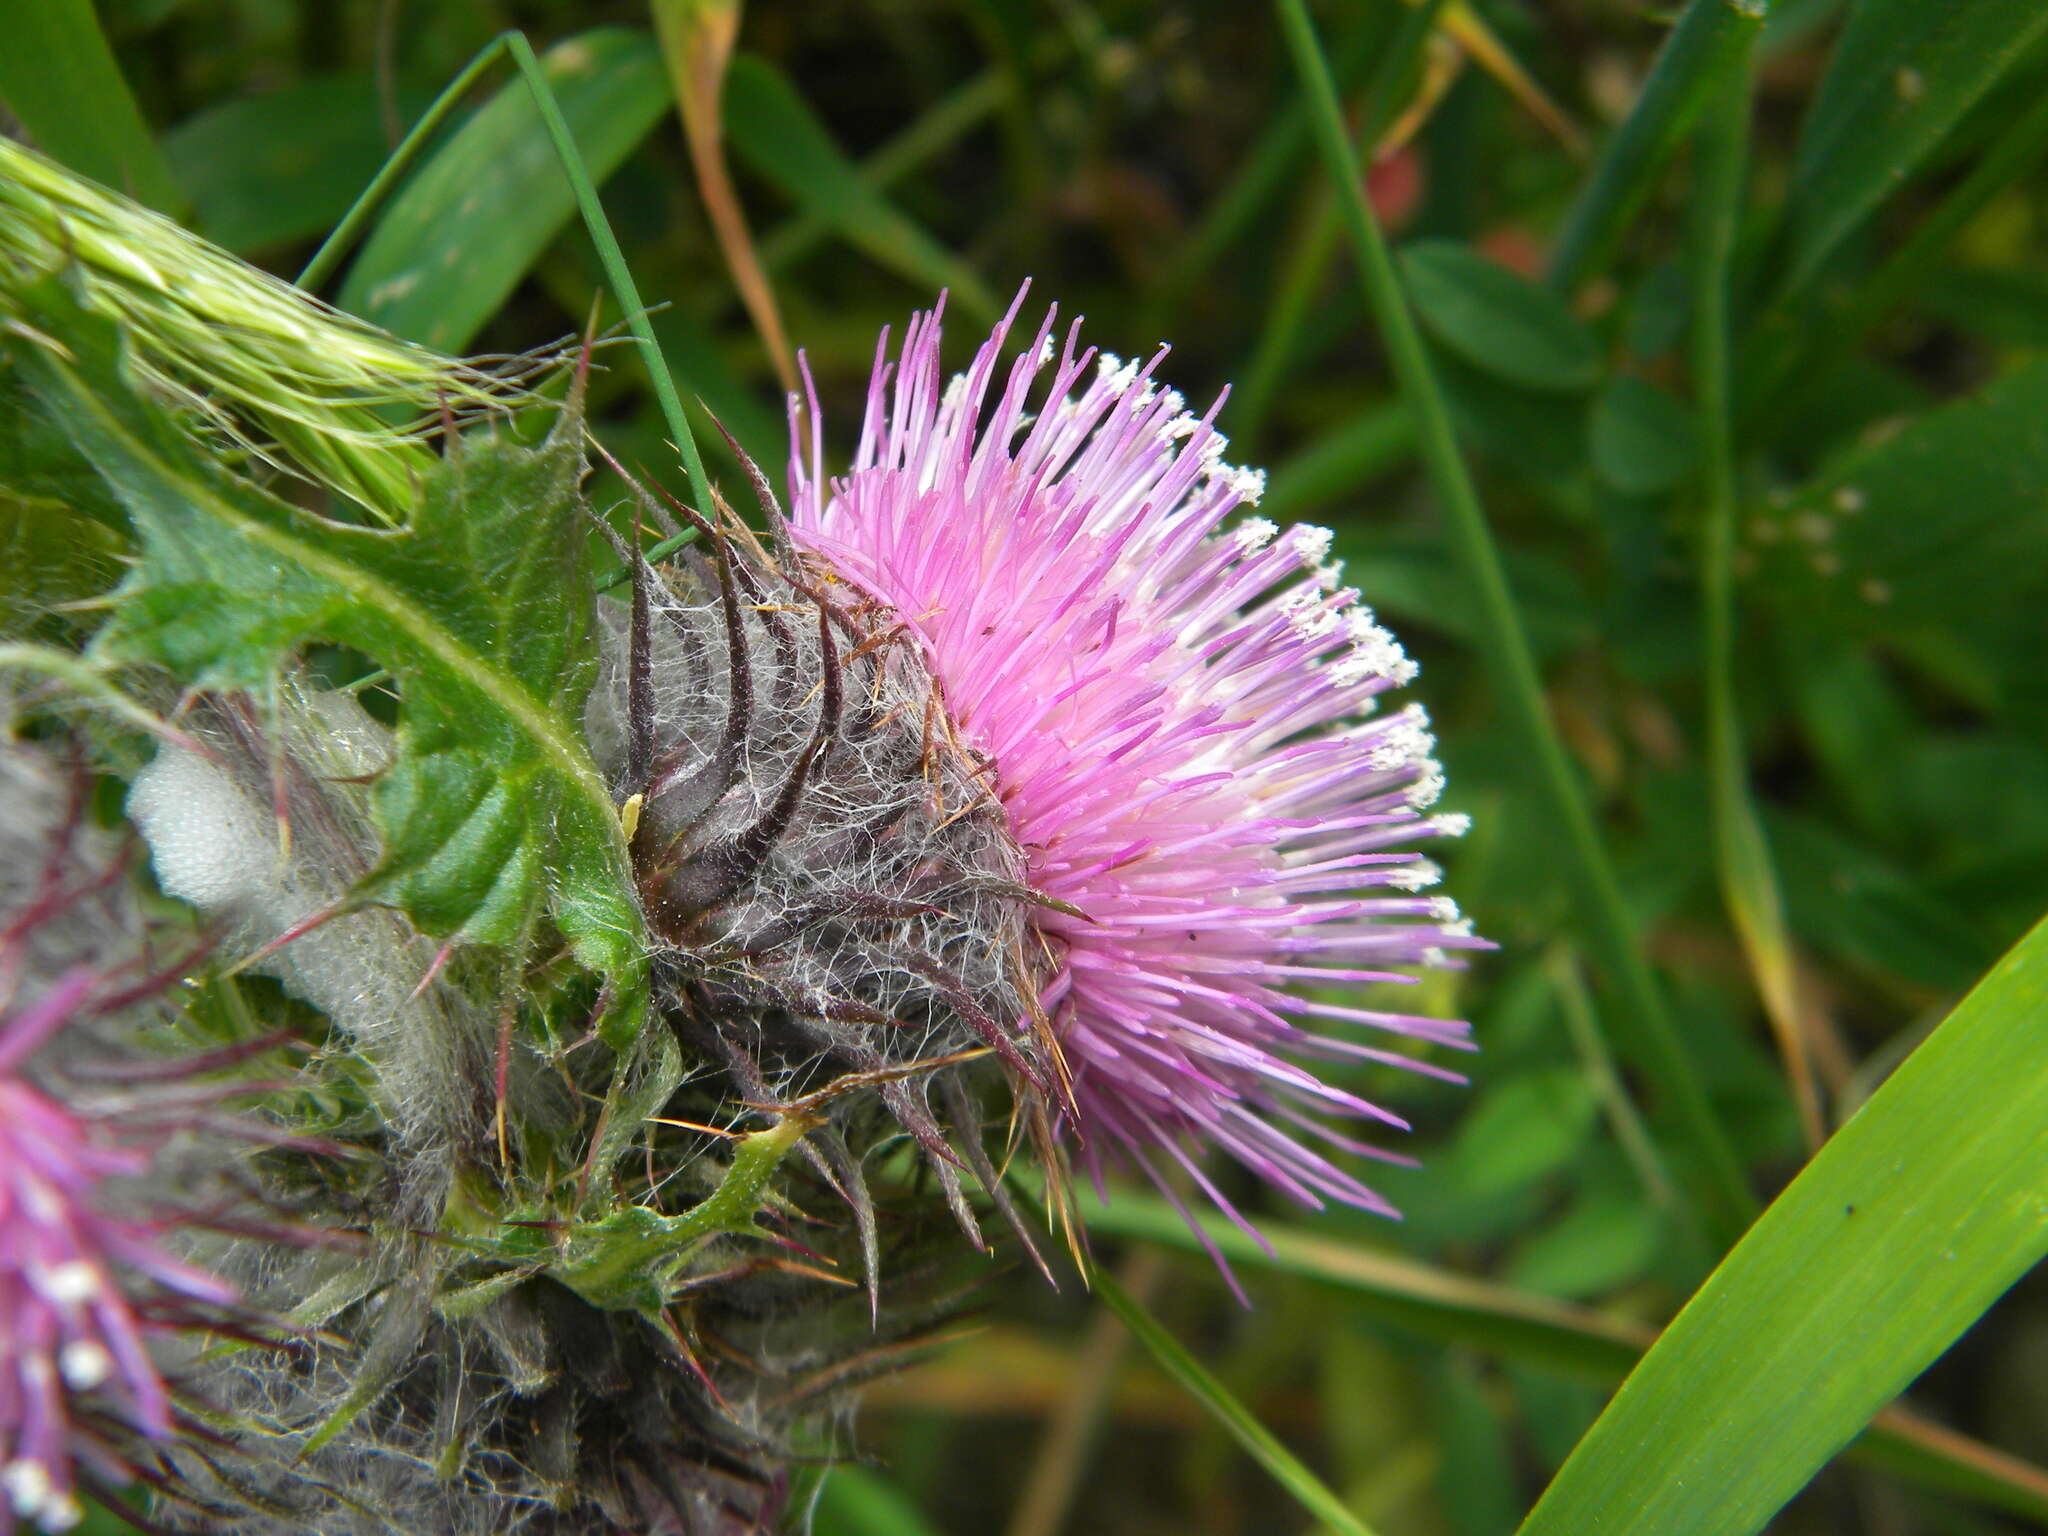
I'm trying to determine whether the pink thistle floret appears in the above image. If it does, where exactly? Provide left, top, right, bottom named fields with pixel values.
left=0, top=966, right=236, bottom=1534
left=788, top=288, right=1487, bottom=1267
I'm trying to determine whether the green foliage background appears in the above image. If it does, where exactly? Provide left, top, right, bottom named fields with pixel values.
left=8, top=1, right=2048, bottom=1532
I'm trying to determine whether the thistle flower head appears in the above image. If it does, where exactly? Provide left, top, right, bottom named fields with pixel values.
left=0, top=748, right=237, bottom=1535
left=788, top=290, right=1485, bottom=1258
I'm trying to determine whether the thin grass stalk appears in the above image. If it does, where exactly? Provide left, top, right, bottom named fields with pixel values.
left=1689, top=65, right=1819, bottom=1150
left=1093, top=1265, right=1382, bottom=1536
left=502, top=32, right=711, bottom=519
left=295, top=39, right=508, bottom=296
left=1273, top=0, right=1756, bottom=1239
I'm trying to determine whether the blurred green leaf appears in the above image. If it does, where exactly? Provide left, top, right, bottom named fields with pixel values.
left=0, top=0, right=184, bottom=214
left=1431, top=1354, right=1522, bottom=1536
left=1443, top=1067, right=1600, bottom=1199
left=1433, top=353, right=1590, bottom=481
left=815, top=1465, right=945, bottom=1536
left=1546, top=0, right=1766, bottom=296
left=723, top=52, right=999, bottom=322
left=1517, top=913, right=2048, bottom=1536
left=164, top=75, right=428, bottom=255
left=1589, top=376, right=1697, bottom=495
left=1921, top=264, right=2048, bottom=348
left=1400, top=240, right=1601, bottom=393
left=1784, top=0, right=2048, bottom=294
left=11, top=281, right=649, bottom=1039
left=1747, top=359, right=2048, bottom=710
left=339, top=29, right=670, bottom=352
left=1264, top=402, right=1416, bottom=524
left=1505, top=1186, right=1662, bottom=1301
left=1769, top=810, right=1993, bottom=993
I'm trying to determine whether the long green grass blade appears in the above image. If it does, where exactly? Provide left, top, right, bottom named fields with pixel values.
left=814, top=1466, right=945, bottom=1536
left=1273, top=0, right=1754, bottom=1238
left=1543, top=0, right=1765, bottom=296
left=1094, top=1266, right=1380, bottom=1536
left=1082, top=1190, right=2048, bottom=1522
left=1746, top=82, right=2048, bottom=430
left=1516, top=914, right=2048, bottom=1536
left=0, top=0, right=183, bottom=215
left=501, top=31, right=711, bottom=514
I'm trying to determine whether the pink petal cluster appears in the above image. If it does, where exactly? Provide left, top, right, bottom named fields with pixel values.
left=788, top=289, right=1484, bottom=1261
left=0, top=967, right=234, bottom=1535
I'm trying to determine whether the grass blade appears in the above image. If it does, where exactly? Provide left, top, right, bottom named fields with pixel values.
left=503, top=31, right=711, bottom=515
left=1093, top=1266, right=1381, bottom=1536
left=1080, top=1190, right=2048, bottom=1524
left=1781, top=0, right=2048, bottom=298
left=336, top=30, right=668, bottom=353
left=0, top=0, right=184, bottom=215
left=1273, top=0, right=1755, bottom=1238
left=1688, top=53, right=1818, bottom=1147
left=814, top=1466, right=945, bottom=1536
left=1544, top=0, right=1765, bottom=296
left=1516, top=914, right=2048, bottom=1536
left=297, top=40, right=508, bottom=294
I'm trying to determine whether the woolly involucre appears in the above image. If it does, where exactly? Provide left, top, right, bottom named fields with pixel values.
left=788, top=290, right=1484, bottom=1263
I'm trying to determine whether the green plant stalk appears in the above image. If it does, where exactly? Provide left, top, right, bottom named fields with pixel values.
left=1274, top=0, right=1755, bottom=1237
left=1545, top=0, right=1767, bottom=296
left=298, top=33, right=711, bottom=522
left=1515, top=913, right=2048, bottom=1536
left=296, top=39, right=510, bottom=295
left=1093, top=1266, right=1382, bottom=1536
left=1689, top=63, right=1817, bottom=1148
left=503, top=32, right=711, bottom=516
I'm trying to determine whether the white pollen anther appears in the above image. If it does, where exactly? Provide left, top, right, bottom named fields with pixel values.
left=1221, top=464, right=1267, bottom=503
left=43, top=1261, right=99, bottom=1303
left=3, top=1461, right=54, bottom=1519
left=59, top=1340, right=113, bottom=1390
left=1431, top=813, right=1472, bottom=837
left=1095, top=352, right=1139, bottom=394
left=1234, top=517, right=1279, bottom=552
left=1407, top=767, right=1447, bottom=807
left=1291, top=524, right=1334, bottom=562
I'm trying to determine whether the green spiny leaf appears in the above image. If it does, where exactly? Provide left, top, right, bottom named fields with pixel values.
left=8, top=279, right=648, bottom=1039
